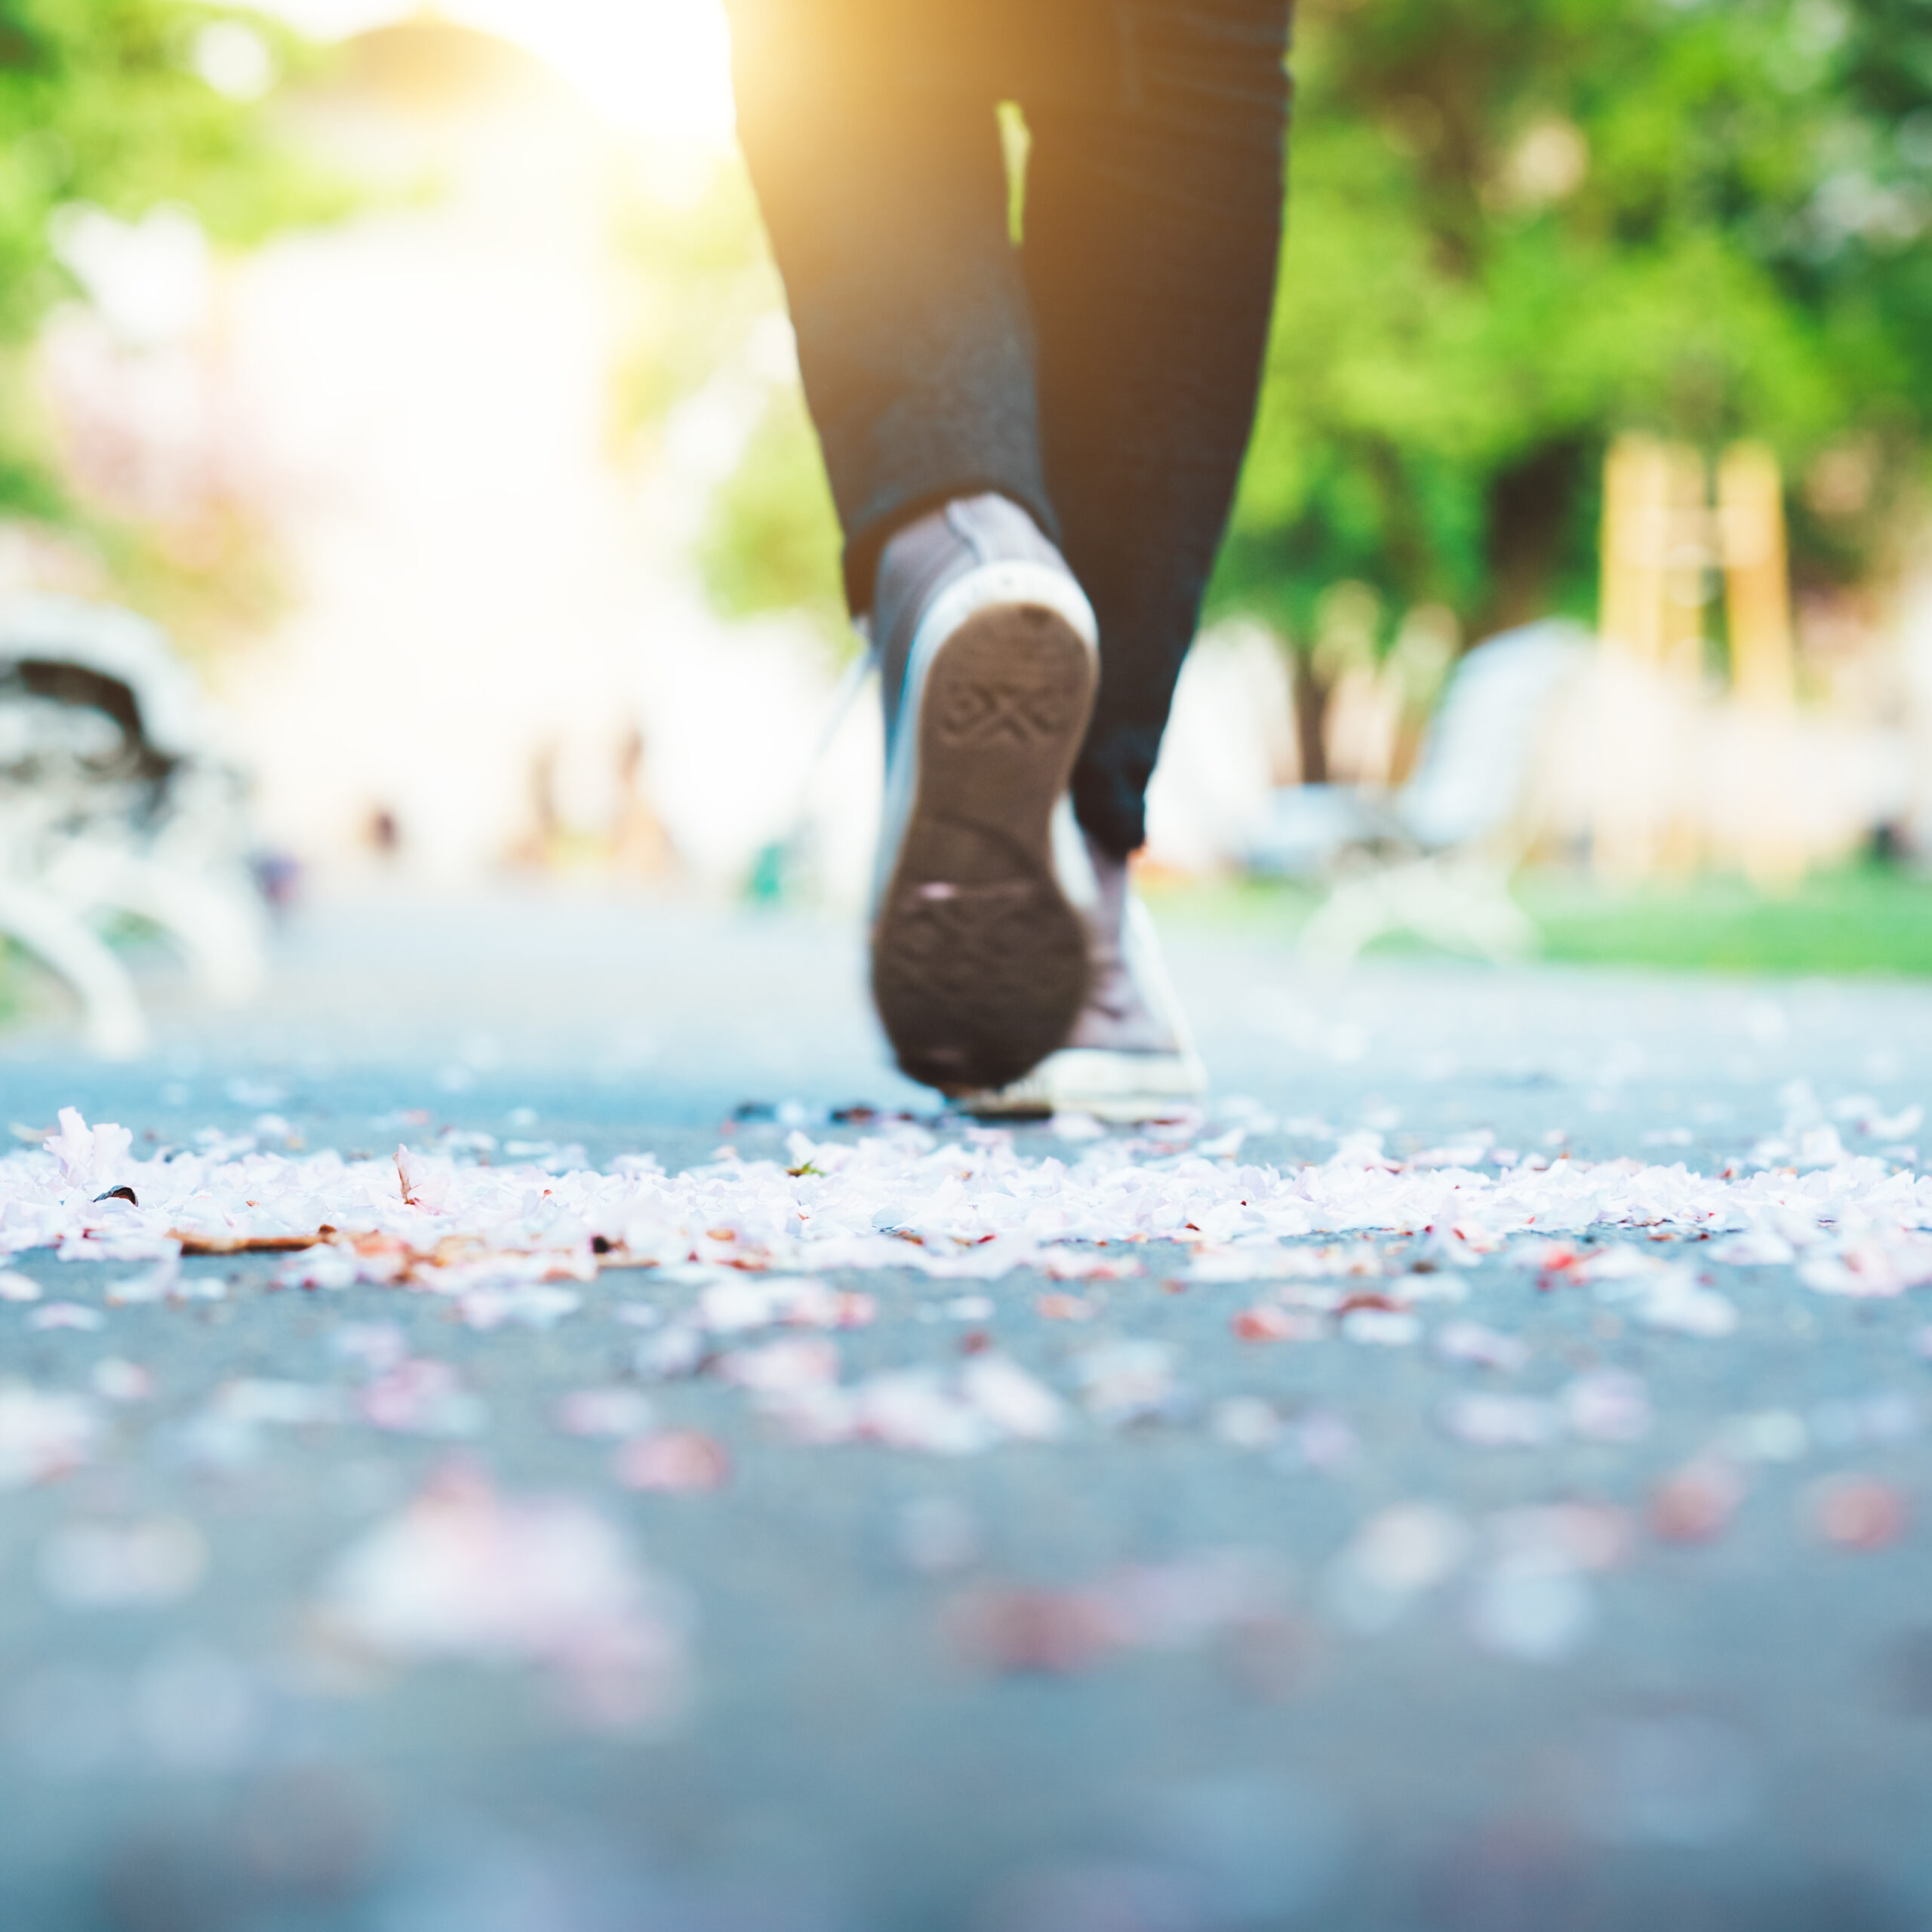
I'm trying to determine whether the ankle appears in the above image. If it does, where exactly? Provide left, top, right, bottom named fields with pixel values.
left=1081, top=832, right=1132, bottom=935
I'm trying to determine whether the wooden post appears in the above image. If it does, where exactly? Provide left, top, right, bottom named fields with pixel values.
left=1596, top=435, right=1709, bottom=881
left=1718, top=442, right=1795, bottom=710
left=1660, top=443, right=1712, bottom=695
left=1601, top=434, right=1712, bottom=683
left=1600, top=434, right=1669, bottom=663
left=1718, top=441, right=1804, bottom=891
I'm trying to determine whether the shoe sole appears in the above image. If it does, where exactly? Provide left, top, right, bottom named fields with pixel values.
left=872, top=601, right=1098, bottom=1094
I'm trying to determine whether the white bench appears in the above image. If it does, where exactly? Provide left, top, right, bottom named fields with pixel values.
left=0, top=595, right=268, bottom=1056
left=1245, top=620, right=1594, bottom=963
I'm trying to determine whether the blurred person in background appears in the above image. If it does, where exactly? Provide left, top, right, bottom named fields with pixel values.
left=728, top=0, right=1290, bottom=1117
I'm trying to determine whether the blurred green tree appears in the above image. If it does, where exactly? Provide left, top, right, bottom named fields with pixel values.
left=0, top=1, right=337, bottom=521
left=1213, top=0, right=1932, bottom=703
left=611, top=162, right=846, bottom=641
left=633, top=0, right=1932, bottom=715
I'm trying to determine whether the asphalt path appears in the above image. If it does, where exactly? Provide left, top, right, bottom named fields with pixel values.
left=2, top=888, right=1930, bottom=1932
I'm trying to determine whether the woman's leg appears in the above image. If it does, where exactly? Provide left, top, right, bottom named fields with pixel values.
left=724, top=0, right=1055, bottom=611
left=1023, top=1, right=1292, bottom=858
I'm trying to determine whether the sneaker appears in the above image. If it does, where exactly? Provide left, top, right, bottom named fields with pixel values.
left=956, top=830, right=1208, bottom=1122
left=869, top=494, right=1100, bottom=1094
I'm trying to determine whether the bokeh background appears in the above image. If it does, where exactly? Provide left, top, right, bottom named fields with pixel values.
left=9, top=15, right=1932, bottom=1930
left=4, top=0, right=1932, bottom=1031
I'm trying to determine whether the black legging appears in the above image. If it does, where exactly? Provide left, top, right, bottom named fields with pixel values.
left=728, top=0, right=1291, bottom=858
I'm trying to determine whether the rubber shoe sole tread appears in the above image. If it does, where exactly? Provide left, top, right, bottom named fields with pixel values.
left=871, top=601, right=1097, bottom=1093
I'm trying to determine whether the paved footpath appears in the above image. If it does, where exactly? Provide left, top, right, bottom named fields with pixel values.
left=2, top=888, right=1932, bottom=1932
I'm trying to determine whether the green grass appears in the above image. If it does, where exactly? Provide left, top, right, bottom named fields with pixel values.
left=1523, top=865, right=1932, bottom=976
left=1140, top=863, right=1932, bottom=978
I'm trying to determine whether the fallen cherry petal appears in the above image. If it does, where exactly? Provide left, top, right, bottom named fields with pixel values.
left=616, top=1431, right=731, bottom=1493
left=44, top=1109, right=134, bottom=1189
left=1336, top=1291, right=1409, bottom=1315
left=331, top=1323, right=408, bottom=1375
left=1035, top=1293, right=1097, bottom=1321
left=1561, top=1370, right=1652, bottom=1444
left=1439, top=1392, right=1561, bottom=1448
left=91, top=1358, right=153, bottom=1402
left=1805, top=1475, right=1909, bottom=1551
left=106, top=1255, right=183, bottom=1305
left=1340, top=1308, right=1421, bottom=1347
left=715, top=1337, right=838, bottom=1393
left=455, top=1284, right=583, bottom=1332
left=1435, top=1320, right=1529, bottom=1372
left=313, top=1462, right=688, bottom=1728
left=553, top=1389, right=654, bottom=1438
left=359, top=1360, right=484, bottom=1437
left=0, top=1385, right=97, bottom=1486
left=1232, top=1306, right=1301, bottom=1343
left=945, top=1585, right=1118, bottom=1675
left=960, top=1354, right=1064, bottom=1441
left=635, top=1326, right=704, bottom=1381
left=1211, top=1396, right=1281, bottom=1448
left=27, top=1303, right=103, bottom=1332
left=1650, top=1461, right=1745, bottom=1544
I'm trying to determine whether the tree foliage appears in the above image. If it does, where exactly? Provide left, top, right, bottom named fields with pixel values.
left=612, top=161, right=847, bottom=636
left=0, top=0, right=334, bottom=517
left=1212, top=0, right=1932, bottom=649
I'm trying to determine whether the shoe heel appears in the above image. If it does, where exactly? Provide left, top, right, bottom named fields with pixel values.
left=872, top=603, right=1097, bottom=1093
